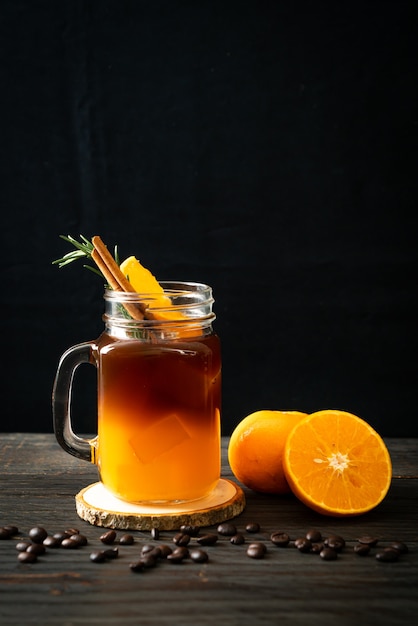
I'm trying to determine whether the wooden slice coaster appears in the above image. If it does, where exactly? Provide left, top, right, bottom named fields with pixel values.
left=75, top=478, right=246, bottom=531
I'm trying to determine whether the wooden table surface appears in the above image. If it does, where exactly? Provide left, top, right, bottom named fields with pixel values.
left=0, top=434, right=417, bottom=625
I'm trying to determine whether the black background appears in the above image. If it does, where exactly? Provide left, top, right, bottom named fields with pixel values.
left=1, top=0, right=417, bottom=436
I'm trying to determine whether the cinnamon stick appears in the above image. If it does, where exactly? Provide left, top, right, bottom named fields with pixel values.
left=91, top=236, right=146, bottom=320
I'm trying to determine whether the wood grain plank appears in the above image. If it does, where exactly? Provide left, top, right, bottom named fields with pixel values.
left=0, top=434, right=417, bottom=625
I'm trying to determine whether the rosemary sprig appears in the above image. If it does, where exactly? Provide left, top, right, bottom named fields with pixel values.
left=52, top=234, right=120, bottom=278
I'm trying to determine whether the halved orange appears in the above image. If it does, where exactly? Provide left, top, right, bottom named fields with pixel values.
left=283, top=409, right=392, bottom=516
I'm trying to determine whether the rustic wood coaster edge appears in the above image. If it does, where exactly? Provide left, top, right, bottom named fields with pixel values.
left=75, top=479, right=246, bottom=531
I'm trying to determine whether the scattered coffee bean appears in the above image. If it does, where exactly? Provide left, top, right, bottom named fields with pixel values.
left=167, top=547, right=189, bottom=563
left=0, top=526, right=18, bottom=539
left=100, top=530, right=117, bottom=544
left=310, top=542, right=325, bottom=554
left=217, top=523, right=237, bottom=536
left=180, top=525, right=200, bottom=537
left=390, top=541, right=408, bottom=554
left=130, top=560, right=146, bottom=572
left=141, top=544, right=157, bottom=555
left=142, top=546, right=162, bottom=559
left=306, top=529, right=322, bottom=542
left=141, top=543, right=162, bottom=559
left=15, top=541, right=32, bottom=552
left=69, top=534, right=88, bottom=547
left=151, top=527, right=160, bottom=540
left=190, top=548, right=209, bottom=563
left=230, top=533, right=245, bottom=545
left=270, top=532, right=290, bottom=547
left=197, top=533, right=218, bottom=546
left=53, top=532, right=69, bottom=543
left=65, top=528, right=80, bottom=536
left=158, top=544, right=173, bottom=558
left=325, top=535, right=345, bottom=552
left=119, top=533, right=134, bottom=545
left=354, top=542, right=371, bottom=555
left=61, top=538, right=79, bottom=549
left=26, top=543, right=46, bottom=555
left=28, top=527, right=48, bottom=544
left=245, top=522, right=260, bottom=533
left=141, top=553, right=158, bottom=568
left=247, top=542, right=267, bottom=559
left=90, top=550, right=106, bottom=563
left=358, top=535, right=379, bottom=547
left=43, top=536, right=61, bottom=548
left=18, top=551, right=37, bottom=563
left=376, top=549, right=399, bottom=562
left=294, top=538, right=312, bottom=553
left=320, top=547, right=338, bottom=561
left=103, top=547, right=119, bottom=559
left=173, top=532, right=191, bottom=546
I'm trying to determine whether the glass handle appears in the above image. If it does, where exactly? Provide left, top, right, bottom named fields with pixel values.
left=52, top=342, right=97, bottom=463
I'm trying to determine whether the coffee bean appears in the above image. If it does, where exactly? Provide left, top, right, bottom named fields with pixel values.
left=130, top=560, right=146, bottom=572
left=152, top=546, right=165, bottom=558
left=320, top=547, right=338, bottom=561
left=190, top=549, right=209, bottom=563
left=217, top=523, right=237, bottom=536
left=180, top=525, right=200, bottom=537
left=18, top=551, right=37, bottom=563
left=61, top=538, right=79, bottom=549
left=247, top=542, right=267, bottom=559
left=28, top=527, right=48, bottom=544
left=294, top=538, right=312, bottom=553
left=90, top=550, right=106, bottom=563
left=100, top=530, right=117, bottom=544
left=141, top=544, right=157, bottom=555
left=43, top=536, right=61, bottom=548
left=197, top=533, right=218, bottom=546
left=119, top=534, right=134, bottom=545
left=141, top=553, right=158, bottom=568
left=158, top=544, right=173, bottom=558
left=151, top=527, right=160, bottom=540
left=325, top=535, right=345, bottom=551
left=230, top=533, right=245, bottom=545
left=270, top=532, right=290, bottom=547
left=0, top=525, right=18, bottom=539
left=26, top=543, right=46, bottom=555
left=167, top=547, right=189, bottom=563
left=173, top=532, right=191, bottom=546
left=245, top=522, right=260, bottom=533
left=390, top=541, right=408, bottom=554
left=65, top=528, right=80, bottom=536
left=310, top=542, right=325, bottom=554
left=15, top=541, right=32, bottom=552
left=53, top=532, right=69, bottom=543
left=376, top=549, right=399, bottom=562
left=142, top=546, right=162, bottom=559
left=69, top=534, right=88, bottom=547
left=306, top=529, right=322, bottom=542
left=354, top=543, right=371, bottom=556
left=358, top=535, right=379, bottom=547
left=103, top=548, right=119, bottom=559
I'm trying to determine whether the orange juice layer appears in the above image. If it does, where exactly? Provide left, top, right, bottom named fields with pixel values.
left=96, top=334, right=221, bottom=503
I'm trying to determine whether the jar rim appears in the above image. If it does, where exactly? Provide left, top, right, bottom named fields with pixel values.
left=103, top=281, right=213, bottom=303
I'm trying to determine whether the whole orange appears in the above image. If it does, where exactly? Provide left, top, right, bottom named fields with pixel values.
left=228, top=410, right=307, bottom=494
